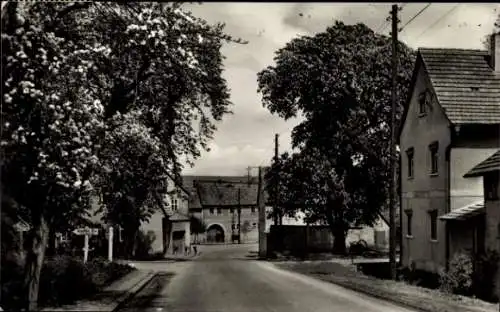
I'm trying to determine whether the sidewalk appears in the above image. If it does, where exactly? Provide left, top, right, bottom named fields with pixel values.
left=40, top=269, right=156, bottom=312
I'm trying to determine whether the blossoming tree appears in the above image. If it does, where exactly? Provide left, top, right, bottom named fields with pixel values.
left=1, top=2, right=110, bottom=309
left=2, top=2, right=243, bottom=308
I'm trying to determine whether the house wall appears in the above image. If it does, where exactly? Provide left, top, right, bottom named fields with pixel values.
left=400, top=64, right=451, bottom=273
left=139, top=177, right=190, bottom=255
left=346, top=216, right=389, bottom=250
left=201, top=206, right=259, bottom=243
left=484, top=172, right=500, bottom=252
left=450, top=147, right=498, bottom=211
left=141, top=210, right=164, bottom=254
left=446, top=143, right=499, bottom=260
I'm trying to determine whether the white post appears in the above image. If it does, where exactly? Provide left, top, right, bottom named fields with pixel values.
left=83, top=234, right=89, bottom=263
left=108, top=226, right=114, bottom=262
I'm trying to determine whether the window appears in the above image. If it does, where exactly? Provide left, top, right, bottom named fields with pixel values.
left=429, top=210, right=438, bottom=241
left=429, top=142, right=439, bottom=174
left=251, top=206, right=256, bottom=214
left=172, top=198, right=178, bottom=211
left=217, top=207, right=222, bottom=215
left=209, top=207, right=215, bottom=215
left=418, top=90, right=430, bottom=115
left=405, top=210, right=413, bottom=236
left=406, top=148, right=414, bottom=178
left=230, top=207, right=234, bottom=214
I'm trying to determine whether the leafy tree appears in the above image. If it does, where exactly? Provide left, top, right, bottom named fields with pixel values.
left=482, top=12, right=499, bottom=50
left=258, top=21, right=414, bottom=254
left=2, top=2, right=243, bottom=309
left=74, top=2, right=245, bottom=257
left=1, top=2, right=109, bottom=309
left=98, top=111, right=168, bottom=257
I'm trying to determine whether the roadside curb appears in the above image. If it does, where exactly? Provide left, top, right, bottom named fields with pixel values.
left=111, top=270, right=157, bottom=312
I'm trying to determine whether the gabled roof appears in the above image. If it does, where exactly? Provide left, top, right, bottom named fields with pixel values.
left=398, top=48, right=500, bottom=140
left=420, top=48, right=500, bottom=124
left=196, top=181, right=259, bottom=207
left=464, top=150, right=500, bottom=177
left=182, top=175, right=258, bottom=209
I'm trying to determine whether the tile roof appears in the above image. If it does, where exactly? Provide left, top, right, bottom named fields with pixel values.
left=195, top=180, right=259, bottom=207
left=463, top=150, right=500, bottom=177
left=439, top=201, right=485, bottom=221
left=419, top=48, right=500, bottom=124
left=182, top=176, right=259, bottom=209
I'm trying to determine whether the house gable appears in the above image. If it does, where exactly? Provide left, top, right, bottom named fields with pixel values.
left=399, top=53, right=452, bottom=142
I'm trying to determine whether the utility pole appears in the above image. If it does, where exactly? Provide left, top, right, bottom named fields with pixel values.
left=238, top=187, right=241, bottom=244
left=389, top=4, right=399, bottom=281
left=257, top=166, right=267, bottom=258
left=274, top=133, right=280, bottom=226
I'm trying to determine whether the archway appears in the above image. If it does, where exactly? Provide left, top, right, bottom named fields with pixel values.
left=206, top=224, right=225, bottom=243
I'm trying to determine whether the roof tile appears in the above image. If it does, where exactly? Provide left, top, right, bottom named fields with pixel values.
left=419, top=48, right=500, bottom=125
left=464, top=150, right=500, bottom=177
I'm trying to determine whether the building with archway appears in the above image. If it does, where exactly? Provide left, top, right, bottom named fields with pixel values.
left=183, top=176, right=262, bottom=244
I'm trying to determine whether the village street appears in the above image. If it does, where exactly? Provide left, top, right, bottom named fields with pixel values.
left=118, top=244, right=417, bottom=312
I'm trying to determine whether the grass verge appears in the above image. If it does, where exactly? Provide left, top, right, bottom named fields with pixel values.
left=276, top=261, right=498, bottom=312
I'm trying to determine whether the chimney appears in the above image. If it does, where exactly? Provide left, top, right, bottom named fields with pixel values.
left=490, top=32, right=500, bottom=72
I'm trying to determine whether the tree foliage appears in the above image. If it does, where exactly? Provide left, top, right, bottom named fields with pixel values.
left=259, top=21, right=414, bottom=253
left=2, top=2, right=242, bottom=309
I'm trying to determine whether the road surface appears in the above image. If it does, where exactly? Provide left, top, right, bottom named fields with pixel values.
left=118, top=244, right=417, bottom=312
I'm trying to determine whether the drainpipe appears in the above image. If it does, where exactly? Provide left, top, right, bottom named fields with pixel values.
left=398, top=154, right=403, bottom=267
left=444, top=127, right=455, bottom=271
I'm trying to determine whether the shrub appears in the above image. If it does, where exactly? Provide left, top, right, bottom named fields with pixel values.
left=0, top=254, right=135, bottom=310
left=39, top=255, right=97, bottom=306
left=439, top=251, right=474, bottom=296
left=1, top=252, right=25, bottom=310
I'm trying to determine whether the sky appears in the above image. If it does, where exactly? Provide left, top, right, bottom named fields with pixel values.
left=180, top=2, right=499, bottom=177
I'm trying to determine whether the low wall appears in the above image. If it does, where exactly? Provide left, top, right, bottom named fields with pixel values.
left=267, top=225, right=334, bottom=256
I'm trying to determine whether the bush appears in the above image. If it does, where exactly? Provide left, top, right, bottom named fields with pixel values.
left=0, top=254, right=135, bottom=310
left=39, top=255, right=97, bottom=306
left=439, top=251, right=474, bottom=296
left=1, top=252, right=26, bottom=310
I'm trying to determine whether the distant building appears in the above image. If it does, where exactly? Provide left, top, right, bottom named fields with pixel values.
left=398, top=34, right=500, bottom=273
left=183, top=176, right=263, bottom=244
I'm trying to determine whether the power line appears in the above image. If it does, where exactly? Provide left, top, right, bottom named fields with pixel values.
left=415, top=4, right=461, bottom=40
left=399, top=3, right=432, bottom=32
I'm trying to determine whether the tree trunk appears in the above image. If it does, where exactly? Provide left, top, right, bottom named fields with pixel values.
left=332, top=226, right=347, bottom=255
left=325, top=208, right=348, bottom=255
left=23, top=214, right=49, bottom=311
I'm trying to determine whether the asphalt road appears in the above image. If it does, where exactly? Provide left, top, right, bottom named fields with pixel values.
left=118, top=244, right=417, bottom=312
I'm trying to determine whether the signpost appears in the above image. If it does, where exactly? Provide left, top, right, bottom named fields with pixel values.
left=108, top=226, right=113, bottom=262
left=72, top=227, right=99, bottom=263
left=14, top=220, right=30, bottom=252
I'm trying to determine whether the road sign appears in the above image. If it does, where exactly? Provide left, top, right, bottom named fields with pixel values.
left=13, top=220, right=30, bottom=232
left=73, top=227, right=99, bottom=236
